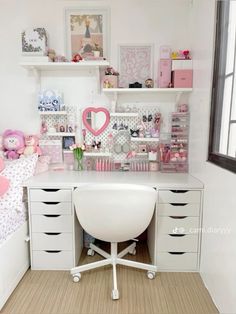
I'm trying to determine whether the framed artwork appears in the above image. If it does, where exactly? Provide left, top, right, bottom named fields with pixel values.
left=65, top=7, right=110, bottom=60
left=62, top=136, right=76, bottom=150
left=118, top=44, right=154, bottom=88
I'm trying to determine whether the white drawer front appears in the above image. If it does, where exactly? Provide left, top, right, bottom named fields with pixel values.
left=157, top=252, right=198, bottom=270
left=30, top=189, right=72, bottom=202
left=157, top=216, right=199, bottom=234
left=158, top=203, right=200, bottom=216
left=159, top=190, right=201, bottom=204
left=30, top=202, right=72, bottom=215
left=31, top=215, right=72, bottom=232
left=157, top=234, right=198, bottom=252
left=32, top=232, right=73, bottom=250
left=32, top=250, right=73, bottom=270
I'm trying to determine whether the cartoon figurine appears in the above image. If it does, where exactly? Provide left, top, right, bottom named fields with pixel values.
left=72, top=53, right=83, bottom=62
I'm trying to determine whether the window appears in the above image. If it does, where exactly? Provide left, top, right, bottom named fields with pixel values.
left=209, top=0, right=236, bottom=173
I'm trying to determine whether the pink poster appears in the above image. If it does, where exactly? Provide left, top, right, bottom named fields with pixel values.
left=119, top=45, right=153, bottom=88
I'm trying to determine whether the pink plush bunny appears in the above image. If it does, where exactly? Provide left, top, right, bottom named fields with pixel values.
left=2, top=129, right=25, bottom=159
left=0, top=158, right=10, bottom=197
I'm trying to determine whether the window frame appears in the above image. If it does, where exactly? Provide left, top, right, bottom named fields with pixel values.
left=208, top=0, right=236, bottom=173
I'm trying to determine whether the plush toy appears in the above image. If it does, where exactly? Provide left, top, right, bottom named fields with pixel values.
left=0, top=135, right=4, bottom=158
left=2, top=130, right=25, bottom=159
left=19, top=135, right=42, bottom=156
left=0, top=158, right=10, bottom=197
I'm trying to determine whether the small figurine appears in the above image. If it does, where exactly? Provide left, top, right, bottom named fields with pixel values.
left=145, top=78, right=154, bottom=88
left=130, top=129, right=140, bottom=138
left=40, top=120, right=48, bottom=134
left=72, top=53, right=83, bottom=62
left=154, top=112, right=162, bottom=133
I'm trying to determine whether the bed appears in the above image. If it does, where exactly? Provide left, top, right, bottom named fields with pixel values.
left=0, top=154, right=38, bottom=310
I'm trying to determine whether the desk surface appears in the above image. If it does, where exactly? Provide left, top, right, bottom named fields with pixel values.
left=24, top=171, right=204, bottom=189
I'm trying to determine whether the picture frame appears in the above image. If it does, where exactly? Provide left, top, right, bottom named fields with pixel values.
left=62, top=136, right=76, bottom=150
left=64, top=7, right=110, bottom=60
left=118, top=44, right=154, bottom=88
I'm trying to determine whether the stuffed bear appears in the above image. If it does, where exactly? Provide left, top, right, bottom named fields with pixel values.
left=2, top=130, right=25, bottom=159
left=19, top=135, right=42, bottom=156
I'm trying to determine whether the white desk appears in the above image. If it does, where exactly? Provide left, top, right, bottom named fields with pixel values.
left=24, top=171, right=204, bottom=272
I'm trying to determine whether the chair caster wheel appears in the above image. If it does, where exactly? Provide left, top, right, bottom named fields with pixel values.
left=73, top=273, right=81, bottom=282
left=87, top=249, right=95, bottom=256
left=111, top=289, right=119, bottom=300
left=147, top=271, right=156, bottom=280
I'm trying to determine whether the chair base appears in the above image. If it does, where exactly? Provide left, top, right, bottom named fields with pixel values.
left=71, top=242, right=157, bottom=300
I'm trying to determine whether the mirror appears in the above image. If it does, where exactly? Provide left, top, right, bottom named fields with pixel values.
left=82, top=107, right=110, bottom=136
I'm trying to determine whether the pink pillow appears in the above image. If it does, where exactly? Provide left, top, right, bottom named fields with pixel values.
left=0, top=154, right=38, bottom=211
left=0, top=158, right=10, bottom=197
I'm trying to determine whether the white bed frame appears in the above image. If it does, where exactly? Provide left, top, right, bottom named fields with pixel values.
left=0, top=221, right=30, bottom=310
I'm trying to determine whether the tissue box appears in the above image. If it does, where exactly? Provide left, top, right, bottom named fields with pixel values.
left=172, top=70, right=193, bottom=88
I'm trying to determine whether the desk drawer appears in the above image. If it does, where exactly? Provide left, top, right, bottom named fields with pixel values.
left=157, top=216, right=199, bottom=234
left=157, top=234, right=198, bottom=252
left=31, top=215, right=72, bottom=232
left=30, top=202, right=72, bottom=215
left=30, top=189, right=72, bottom=202
left=32, top=250, right=73, bottom=270
left=158, top=203, right=200, bottom=216
left=32, top=232, right=73, bottom=250
left=157, top=252, right=198, bottom=270
left=159, top=190, right=201, bottom=204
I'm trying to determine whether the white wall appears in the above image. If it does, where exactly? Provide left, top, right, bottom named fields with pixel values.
left=0, top=0, right=191, bottom=133
left=189, top=0, right=236, bottom=313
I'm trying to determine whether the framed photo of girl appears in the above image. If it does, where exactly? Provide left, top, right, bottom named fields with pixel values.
left=64, top=7, right=110, bottom=60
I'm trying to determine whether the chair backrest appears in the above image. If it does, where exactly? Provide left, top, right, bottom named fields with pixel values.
left=73, top=184, right=157, bottom=243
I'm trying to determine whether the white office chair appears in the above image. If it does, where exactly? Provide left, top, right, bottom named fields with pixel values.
left=70, top=184, right=157, bottom=300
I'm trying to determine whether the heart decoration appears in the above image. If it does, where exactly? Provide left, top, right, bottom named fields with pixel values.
left=82, top=107, right=110, bottom=136
left=0, top=158, right=10, bottom=197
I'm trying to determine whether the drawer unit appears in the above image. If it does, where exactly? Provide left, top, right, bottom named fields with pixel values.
left=30, top=202, right=72, bottom=215
left=32, top=250, right=74, bottom=270
left=32, top=232, right=73, bottom=251
left=30, top=189, right=72, bottom=202
left=158, top=203, right=200, bottom=216
left=157, top=216, right=199, bottom=234
left=31, top=214, right=73, bottom=233
left=157, top=252, right=198, bottom=271
left=159, top=190, right=201, bottom=204
left=157, top=234, right=198, bottom=252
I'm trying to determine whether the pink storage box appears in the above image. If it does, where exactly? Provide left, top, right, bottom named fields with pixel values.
left=172, top=70, right=193, bottom=88
left=159, top=59, right=172, bottom=88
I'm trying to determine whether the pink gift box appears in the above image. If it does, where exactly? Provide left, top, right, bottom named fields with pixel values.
left=172, top=70, right=193, bottom=88
left=39, top=140, right=63, bottom=164
left=103, top=75, right=118, bottom=88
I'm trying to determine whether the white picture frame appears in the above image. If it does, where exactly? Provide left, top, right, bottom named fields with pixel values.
left=118, top=44, right=154, bottom=88
left=64, top=7, right=110, bottom=60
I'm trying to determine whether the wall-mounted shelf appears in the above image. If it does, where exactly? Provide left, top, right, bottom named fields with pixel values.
left=110, top=112, right=139, bottom=117
left=103, top=88, right=192, bottom=94
left=20, top=61, right=109, bottom=71
left=39, top=111, right=67, bottom=116
left=46, top=132, right=76, bottom=137
left=84, top=152, right=112, bottom=157
left=131, top=137, right=160, bottom=143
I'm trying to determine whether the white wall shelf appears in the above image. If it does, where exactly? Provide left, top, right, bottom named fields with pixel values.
left=131, top=137, right=160, bottom=143
left=39, top=111, right=67, bottom=116
left=110, top=112, right=139, bottom=117
left=103, top=88, right=193, bottom=94
left=84, top=152, right=112, bottom=157
left=46, top=132, right=76, bottom=137
left=20, top=61, right=109, bottom=71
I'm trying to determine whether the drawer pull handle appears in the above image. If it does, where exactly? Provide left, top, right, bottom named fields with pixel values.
left=44, top=232, right=61, bottom=236
left=170, top=203, right=187, bottom=206
left=169, top=234, right=186, bottom=237
left=43, top=214, right=61, bottom=218
left=42, top=189, right=60, bottom=192
left=168, top=252, right=185, bottom=255
left=45, top=250, right=61, bottom=253
left=43, top=202, right=60, bottom=205
left=169, top=216, right=187, bottom=219
left=170, top=190, right=188, bottom=193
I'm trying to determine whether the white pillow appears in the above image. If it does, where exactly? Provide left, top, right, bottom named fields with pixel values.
left=0, top=154, right=38, bottom=211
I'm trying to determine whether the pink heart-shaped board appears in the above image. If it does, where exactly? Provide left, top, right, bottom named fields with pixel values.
left=82, top=107, right=110, bottom=136
left=0, top=158, right=10, bottom=197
